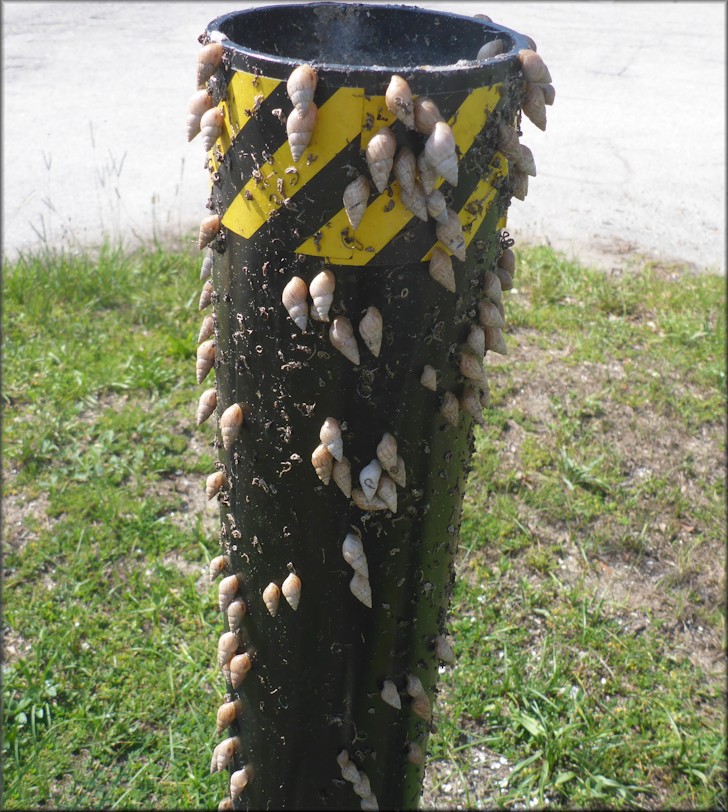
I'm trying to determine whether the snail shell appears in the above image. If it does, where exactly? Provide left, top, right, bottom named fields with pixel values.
left=197, top=313, right=215, bottom=344
left=229, top=652, right=252, bottom=689
left=477, top=38, right=504, bottom=60
left=359, top=459, right=383, bottom=502
left=416, top=152, right=437, bottom=196
left=341, top=760, right=361, bottom=784
left=436, top=210, right=466, bottom=261
left=342, top=530, right=368, bottom=578
left=309, top=269, right=335, bottom=322
left=429, top=246, right=456, bottom=292
left=206, top=470, right=226, bottom=501
left=197, top=42, right=223, bottom=88
left=262, top=582, right=281, bottom=617
left=330, top=316, right=360, bottom=365
left=336, top=749, right=351, bottom=770
left=460, top=386, right=485, bottom=427
left=389, top=455, right=407, bottom=488
left=435, top=634, right=455, bottom=664
left=350, top=572, right=372, bottom=608
left=187, top=89, right=213, bottom=141
left=218, top=574, right=239, bottom=613
left=381, top=679, right=401, bottom=709
left=200, top=106, right=225, bottom=152
left=209, top=554, right=229, bottom=582
left=515, top=143, right=537, bottom=177
left=483, top=270, right=503, bottom=305
left=467, top=325, right=486, bottom=358
left=413, top=96, right=443, bottom=136
left=358, top=306, right=383, bottom=357
left=425, top=189, right=449, bottom=225
left=361, top=795, right=379, bottom=811
left=385, top=74, right=414, bottom=129
left=353, top=773, right=372, bottom=799
left=287, top=63, right=317, bottom=116
left=218, top=799, right=233, bottom=812
left=198, top=214, right=221, bottom=250
left=400, top=181, right=428, bottom=222
left=351, top=488, right=388, bottom=512
left=484, top=326, right=508, bottom=355
left=286, top=103, right=318, bottom=162
left=473, top=12, right=492, bottom=21
left=497, top=121, right=522, bottom=164
left=196, top=340, right=216, bottom=384
left=406, top=674, right=432, bottom=722
left=420, top=364, right=437, bottom=391
left=311, top=443, right=334, bottom=485
left=366, top=127, right=397, bottom=194
left=197, top=387, right=217, bottom=425
left=459, top=353, right=488, bottom=389
left=393, top=146, right=417, bottom=195
left=282, top=275, right=309, bottom=332
left=440, top=391, right=460, bottom=427
left=230, top=765, right=254, bottom=800
left=498, top=247, right=516, bottom=274
left=281, top=572, right=302, bottom=611
left=220, top=403, right=243, bottom=451
left=522, top=83, right=547, bottom=131
left=198, top=280, right=213, bottom=311
left=332, top=457, right=352, bottom=497
left=539, top=82, right=556, bottom=106
left=200, top=251, right=213, bottom=281
left=374, top=433, right=396, bottom=472
left=376, top=474, right=397, bottom=513
left=424, top=122, right=458, bottom=187
left=320, top=417, right=343, bottom=462
left=519, top=49, right=552, bottom=84
left=217, top=631, right=239, bottom=669
left=227, top=598, right=246, bottom=633
left=478, top=298, right=505, bottom=329
left=495, top=267, right=514, bottom=291
left=343, top=176, right=370, bottom=231
left=216, top=698, right=243, bottom=735
left=210, top=735, right=240, bottom=773
left=407, top=742, right=424, bottom=765
left=512, top=168, right=529, bottom=201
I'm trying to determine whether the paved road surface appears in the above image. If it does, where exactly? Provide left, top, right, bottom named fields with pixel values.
left=2, top=1, right=725, bottom=272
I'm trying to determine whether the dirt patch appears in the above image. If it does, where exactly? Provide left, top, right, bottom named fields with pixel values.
left=1, top=491, right=53, bottom=556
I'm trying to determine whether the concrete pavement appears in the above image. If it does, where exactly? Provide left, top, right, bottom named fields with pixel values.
left=2, top=1, right=725, bottom=272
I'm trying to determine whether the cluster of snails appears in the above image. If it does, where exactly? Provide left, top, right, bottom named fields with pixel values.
left=262, top=567, right=302, bottom=616
left=336, top=750, right=379, bottom=810
left=379, top=674, right=432, bottom=724
left=286, top=64, right=318, bottom=161
left=342, top=528, right=372, bottom=609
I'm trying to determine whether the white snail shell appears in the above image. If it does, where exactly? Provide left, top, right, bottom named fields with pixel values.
left=198, top=214, right=221, bottom=250
left=343, top=176, right=370, bottom=231
left=459, top=353, right=488, bottom=389
left=460, top=386, right=486, bottom=427
left=385, top=74, right=414, bottom=129
left=413, top=96, right=443, bottom=136
left=286, top=103, right=318, bottom=162
left=512, top=168, right=529, bottom=201
left=440, top=391, right=460, bottom=426
left=376, top=433, right=397, bottom=472
left=353, top=773, right=372, bottom=799
left=366, top=127, right=397, bottom=194
left=210, top=735, right=240, bottom=774
left=200, top=251, right=213, bottom=281
left=311, top=442, right=334, bottom=485
left=350, top=572, right=372, bottom=608
left=497, top=121, right=522, bottom=164
left=281, top=572, right=302, bottom=611
left=416, top=152, right=437, bottom=196
left=330, top=316, right=360, bottom=365
left=336, top=749, right=351, bottom=771
left=320, top=417, right=343, bottom=462
left=332, top=457, right=352, bottom=497
left=341, top=760, right=361, bottom=784
left=206, top=470, right=226, bottom=501
left=381, top=679, right=401, bottom=709
left=522, top=83, right=547, bottom=131
left=227, top=598, right=246, bottom=633
left=342, top=530, right=368, bottom=578
left=282, top=275, right=309, bottom=332
left=218, top=574, right=239, bottom=613
left=351, top=488, right=388, bottom=512
left=262, top=582, right=281, bottom=617
left=197, top=42, right=223, bottom=88
left=400, top=181, right=428, bottom=222
left=209, top=554, right=229, bottom=582
left=435, top=634, right=455, bottom=664
left=393, top=147, right=417, bottom=196
left=216, top=698, right=243, bottom=735
left=484, top=326, right=508, bottom=356
left=220, top=403, right=244, bottom=451
left=519, top=49, right=552, bottom=84
left=197, top=387, right=217, bottom=425
left=217, top=631, right=239, bottom=669
left=436, top=210, right=466, bottom=261
left=198, top=313, right=215, bottom=345
left=309, top=269, right=335, bottom=322
left=467, top=325, right=486, bottom=358
left=376, top=474, right=397, bottom=513
left=424, top=122, right=458, bottom=187
left=287, top=63, right=317, bottom=116
left=483, top=270, right=503, bottom=304
left=359, top=459, right=382, bottom=501
left=477, top=38, right=504, bottom=60
left=406, top=674, right=432, bottom=722
left=200, top=106, right=225, bottom=152
left=429, top=246, right=456, bottom=293
left=407, top=742, right=424, bottom=765
left=229, top=652, right=252, bottom=689
left=187, top=89, right=213, bottom=141
left=425, top=189, right=449, bottom=225
left=478, top=298, right=505, bottom=328
left=199, top=280, right=213, bottom=310
left=420, top=364, right=437, bottom=391
left=358, top=306, right=383, bottom=357
left=230, top=765, right=254, bottom=800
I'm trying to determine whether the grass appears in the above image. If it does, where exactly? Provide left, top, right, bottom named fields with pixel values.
left=2, top=241, right=726, bottom=809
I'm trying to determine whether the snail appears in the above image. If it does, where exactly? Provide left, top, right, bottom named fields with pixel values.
left=282, top=276, right=309, bottom=332
left=351, top=488, right=388, bottom=512
left=319, top=417, right=343, bottom=462
left=459, top=353, right=488, bottom=389
left=227, top=599, right=246, bottom=633
left=332, top=457, right=352, bottom=497
left=435, top=634, right=455, bottom=664
left=406, top=674, right=432, bottom=723
left=217, top=631, right=239, bottom=669
left=230, top=765, right=254, bottom=800
left=399, top=181, right=428, bottom=222
left=358, top=306, right=383, bottom=357
left=262, top=582, right=281, bottom=617
left=281, top=571, right=302, bottom=611
left=218, top=574, right=240, bottom=613
left=413, top=96, right=443, bottom=136
left=210, top=735, right=240, bottom=773
left=330, top=316, right=360, bottom=365
left=539, top=82, right=556, bottom=106
left=216, top=698, right=243, bottom=735
left=376, top=474, right=397, bottom=513
left=309, top=269, right=335, bottom=322
left=478, top=298, right=506, bottom=328
left=366, top=127, right=397, bottom=193
left=286, top=64, right=317, bottom=116
left=476, top=38, right=504, bottom=60
left=484, top=326, right=508, bottom=355
left=376, top=433, right=397, bottom=471
left=416, top=151, right=437, bottom=196
left=350, top=573, right=372, bottom=608
left=209, top=554, right=229, bottom=582
left=342, top=529, right=368, bottom=578
left=522, top=83, right=547, bottom=131
left=359, top=459, right=383, bottom=501
left=495, top=266, right=514, bottom=291
left=217, top=799, right=233, bottom=812
left=393, top=147, right=417, bottom=195
left=197, top=214, right=221, bottom=250
left=187, top=89, right=213, bottom=141
left=198, top=280, right=213, bottom=311
left=206, top=470, right=226, bottom=501
left=498, top=247, right=516, bottom=274
left=286, top=103, right=318, bottom=162
left=197, top=313, right=214, bottom=345
left=197, top=42, right=223, bottom=88
left=460, top=386, right=485, bottom=427
left=229, top=652, right=252, bottom=689
left=436, top=210, right=467, bottom=261
left=512, top=168, right=529, bottom=201
left=497, top=121, right=522, bottom=164
left=420, top=365, right=437, bottom=391
left=407, top=742, right=424, bottom=765
left=429, top=246, right=456, bottom=293
left=424, top=122, right=458, bottom=186
left=200, top=107, right=225, bottom=152
left=200, top=250, right=213, bottom=281
left=440, top=392, right=460, bottom=427
left=483, top=270, right=503, bottom=304
left=311, top=443, right=334, bottom=485
left=196, top=388, right=217, bottom=425
left=467, top=325, right=486, bottom=357
left=220, top=403, right=243, bottom=451
left=518, top=48, right=552, bottom=84
left=385, top=74, right=414, bottom=128
left=389, top=455, right=407, bottom=488
left=425, top=189, right=449, bottom=225
left=353, top=773, right=372, bottom=799
left=381, top=679, right=401, bottom=709
left=515, top=143, right=537, bottom=177
left=342, top=176, right=370, bottom=231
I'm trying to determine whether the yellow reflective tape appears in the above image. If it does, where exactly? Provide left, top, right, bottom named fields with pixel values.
left=496, top=214, right=508, bottom=231
left=222, top=87, right=363, bottom=239
left=450, top=84, right=502, bottom=155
